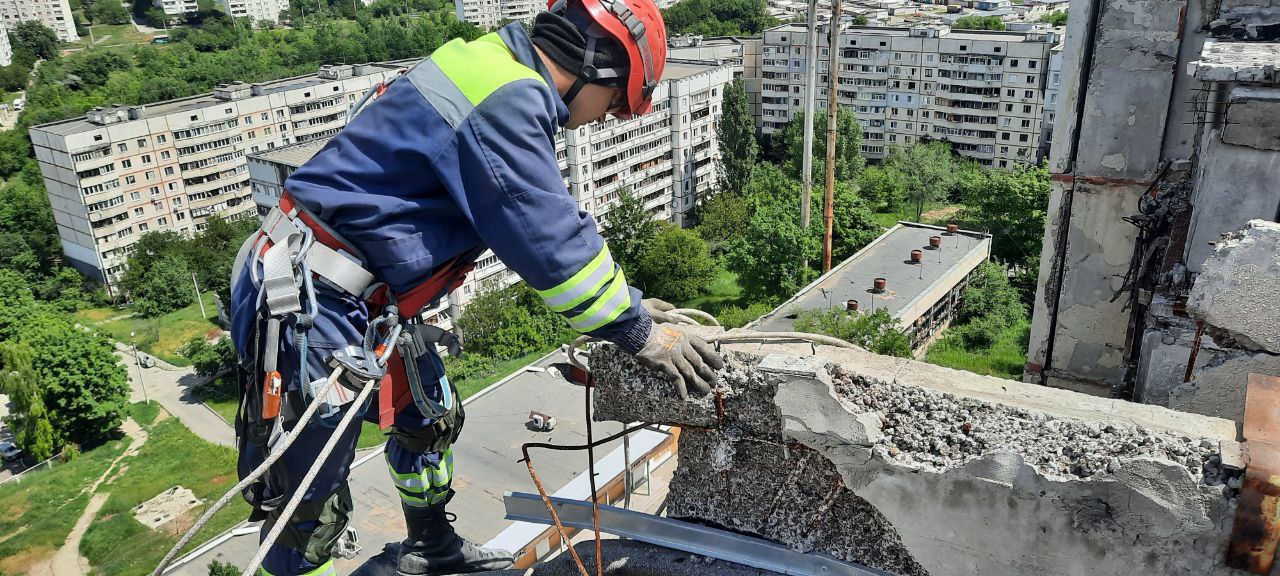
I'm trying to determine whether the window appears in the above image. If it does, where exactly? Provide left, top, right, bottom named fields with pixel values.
left=276, top=110, right=285, bottom=118
left=125, top=175, right=137, bottom=184
left=173, top=197, right=183, bottom=206
left=1025, top=90, right=1034, bottom=98
left=161, top=151, right=171, bottom=160
left=265, top=127, right=273, bottom=135
left=139, top=223, right=149, bottom=232
left=1000, top=146, right=1008, bottom=154
left=279, top=124, right=287, bottom=132
left=245, top=115, right=253, bottom=124
left=164, top=167, right=175, bottom=176
left=158, top=134, right=168, bottom=144
left=1021, top=119, right=1031, bottom=128
left=177, top=212, right=186, bottom=221
left=137, top=138, right=147, bottom=148
left=134, top=207, right=144, bottom=216
left=1019, top=134, right=1029, bottom=142
left=146, top=171, right=156, bottom=181
left=1001, top=132, right=1011, bottom=141
left=1005, top=104, right=1014, bottom=112
left=1006, top=89, right=1015, bottom=97
left=1026, top=76, right=1035, bottom=83
left=1029, top=60, right=1037, bottom=69
left=142, top=154, right=152, bottom=164
left=121, top=159, right=132, bottom=168
left=190, top=115, right=198, bottom=121
left=117, top=143, right=128, bottom=153
left=158, top=217, right=167, bottom=226
left=130, top=191, right=141, bottom=200
left=1010, top=59, right=1019, bottom=67
left=1023, top=105, right=1033, bottom=113
left=150, top=186, right=160, bottom=195
left=261, top=112, right=269, bottom=121
left=168, top=182, right=178, bottom=191
left=248, top=130, right=256, bottom=139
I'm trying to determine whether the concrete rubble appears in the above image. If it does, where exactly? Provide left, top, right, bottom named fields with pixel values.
left=590, top=336, right=1250, bottom=576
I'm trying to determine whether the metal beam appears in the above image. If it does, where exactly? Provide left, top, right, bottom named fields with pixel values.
left=503, top=492, right=892, bottom=576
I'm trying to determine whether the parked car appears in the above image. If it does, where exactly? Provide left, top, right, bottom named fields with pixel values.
left=0, top=441, right=22, bottom=461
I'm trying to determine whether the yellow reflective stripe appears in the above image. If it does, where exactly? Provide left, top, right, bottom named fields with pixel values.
left=537, top=246, right=615, bottom=312
left=567, top=271, right=632, bottom=332
left=386, top=449, right=454, bottom=491
left=432, top=32, right=544, bottom=106
left=259, top=559, right=335, bottom=576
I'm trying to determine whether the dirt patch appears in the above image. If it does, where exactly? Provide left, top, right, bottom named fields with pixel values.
left=154, top=409, right=171, bottom=423
left=0, top=501, right=30, bottom=518
left=921, top=205, right=961, bottom=222
left=0, top=545, right=54, bottom=574
left=164, top=509, right=198, bottom=536
left=0, top=524, right=27, bottom=546
left=209, top=473, right=230, bottom=485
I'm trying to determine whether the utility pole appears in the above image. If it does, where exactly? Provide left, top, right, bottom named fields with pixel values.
left=800, top=0, right=818, bottom=231
left=192, top=271, right=206, bottom=319
left=822, top=0, right=842, bottom=272
left=130, top=331, right=149, bottom=405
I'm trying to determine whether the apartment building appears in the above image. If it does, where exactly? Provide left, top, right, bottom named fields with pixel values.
left=160, top=0, right=198, bottom=16
left=0, top=27, right=11, bottom=67
left=0, top=0, right=77, bottom=42
left=453, top=0, right=540, bottom=29
left=1039, top=42, right=1063, bottom=159
left=216, top=0, right=288, bottom=24
left=247, top=59, right=732, bottom=327
left=28, top=62, right=411, bottom=294
left=756, top=23, right=1059, bottom=168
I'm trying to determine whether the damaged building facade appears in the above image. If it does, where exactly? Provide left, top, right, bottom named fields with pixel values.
left=1022, top=0, right=1280, bottom=426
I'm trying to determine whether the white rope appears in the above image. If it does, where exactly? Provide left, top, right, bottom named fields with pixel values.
left=151, top=368, right=347, bottom=576
left=707, top=330, right=862, bottom=350
left=242, top=378, right=378, bottom=576
left=668, top=308, right=720, bottom=326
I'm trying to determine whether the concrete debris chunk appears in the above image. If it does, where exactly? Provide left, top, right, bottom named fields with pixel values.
left=1188, top=219, right=1280, bottom=355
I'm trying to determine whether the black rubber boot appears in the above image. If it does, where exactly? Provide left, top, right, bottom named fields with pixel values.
left=396, top=492, right=515, bottom=575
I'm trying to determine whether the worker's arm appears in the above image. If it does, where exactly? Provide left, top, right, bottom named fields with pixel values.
left=448, top=79, right=652, bottom=354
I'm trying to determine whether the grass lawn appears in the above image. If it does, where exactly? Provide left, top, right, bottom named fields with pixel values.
left=73, top=23, right=153, bottom=48
left=924, top=320, right=1031, bottom=380
left=678, top=268, right=745, bottom=316
left=79, top=403, right=250, bottom=575
left=75, top=292, right=222, bottom=366
left=0, top=432, right=132, bottom=573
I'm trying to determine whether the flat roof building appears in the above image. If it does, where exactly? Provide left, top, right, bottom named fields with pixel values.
left=751, top=222, right=991, bottom=352
left=29, top=62, right=408, bottom=294
left=755, top=22, right=1059, bottom=167
left=0, top=0, right=78, bottom=42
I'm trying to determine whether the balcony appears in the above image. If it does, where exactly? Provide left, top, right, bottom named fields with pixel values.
left=88, top=201, right=131, bottom=223
left=177, top=137, right=243, bottom=161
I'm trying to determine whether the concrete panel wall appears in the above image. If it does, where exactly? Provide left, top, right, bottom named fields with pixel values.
left=1185, top=132, right=1280, bottom=272
left=591, top=338, right=1245, bottom=576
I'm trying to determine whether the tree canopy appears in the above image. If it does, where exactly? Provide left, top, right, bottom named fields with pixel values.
left=631, top=222, right=717, bottom=302
left=1038, top=10, right=1068, bottom=26
left=776, top=107, right=865, bottom=184
left=717, top=77, right=758, bottom=196
left=661, top=0, right=778, bottom=36
left=952, top=15, right=1006, bottom=31
left=887, top=141, right=957, bottom=222
left=600, top=189, right=659, bottom=274
left=8, top=22, right=60, bottom=60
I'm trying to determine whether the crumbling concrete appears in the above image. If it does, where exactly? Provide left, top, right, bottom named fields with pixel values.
left=1188, top=220, right=1280, bottom=354
left=132, top=486, right=202, bottom=530
left=1185, top=137, right=1280, bottom=273
left=592, top=336, right=1247, bottom=576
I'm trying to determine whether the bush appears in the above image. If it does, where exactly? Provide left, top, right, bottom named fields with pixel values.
left=632, top=223, right=717, bottom=302
left=208, top=560, right=240, bottom=576
left=179, top=335, right=235, bottom=377
left=793, top=308, right=912, bottom=358
left=61, top=442, right=81, bottom=462
left=955, top=261, right=1025, bottom=328
left=715, top=301, right=776, bottom=329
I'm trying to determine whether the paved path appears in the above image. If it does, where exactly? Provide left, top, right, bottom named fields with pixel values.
left=31, top=417, right=150, bottom=576
left=116, top=343, right=235, bottom=447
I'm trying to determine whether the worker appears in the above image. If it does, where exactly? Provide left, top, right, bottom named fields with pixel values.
left=227, top=0, right=724, bottom=574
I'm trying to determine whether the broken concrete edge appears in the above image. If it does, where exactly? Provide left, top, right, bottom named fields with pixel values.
left=1187, top=219, right=1280, bottom=356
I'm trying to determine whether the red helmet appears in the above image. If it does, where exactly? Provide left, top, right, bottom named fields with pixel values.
left=547, top=0, right=668, bottom=118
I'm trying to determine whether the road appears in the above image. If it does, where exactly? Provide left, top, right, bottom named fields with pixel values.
left=115, top=342, right=236, bottom=447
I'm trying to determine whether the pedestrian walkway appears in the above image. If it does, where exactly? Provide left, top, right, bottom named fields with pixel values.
left=116, top=343, right=235, bottom=447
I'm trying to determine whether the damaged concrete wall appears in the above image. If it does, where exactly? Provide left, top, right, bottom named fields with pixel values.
left=1025, top=0, right=1191, bottom=392
left=591, top=336, right=1246, bottom=576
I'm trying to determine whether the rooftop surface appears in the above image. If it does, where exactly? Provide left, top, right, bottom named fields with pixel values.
left=170, top=351, right=637, bottom=575
left=768, top=22, right=1046, bottom=43
left=33, top=62, right=409, bottom=136
left=751, top=222, right=990, bottom=332
left=248, top=138, right=331, bottom=169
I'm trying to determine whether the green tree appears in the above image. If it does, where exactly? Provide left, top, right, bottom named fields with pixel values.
left=850, top=14, right=869, bottom=25
left=0, top=343, right=57, bottom=460
left=16, top=311, right=129, bottom=447
left=956, top=163, right=1050, bottom=265
left=208, top=560, right=241, bottom=576
left=0, top=178, right=61, bottom=279
left=661, top=0, right=778, bottom=36
left=599, top=189, right=658, bottom=274
left=717, top=78, right=758, bottom=196
left=456, top=283, right=572, bottom=360
left=793, top=308, right=911, bottom=357
left=8, top=21, right=60, bottom=60
left=778, top=107, right=864, bottom=184
left=121, top=254, right=195, bottom=316
left=65, top=49, right=133, bottom=87
left=632, top=222, right=716, bottom=302
left=952, top=15, right=1006, bottom=30
left=1038, top=10, right=1067, bottom=26
left=693, top=190, right=748, bottom=256
left=888, top=141, right=956, bottom=222
left=179, top=335, right=236, bottom=377
left=725, top=163, right=819, bottom=301
left=947, top=261, right=1028, bottom=349
left=855, top=164, right=907, bottom=210
left=829, top=184, right=880, bottom=262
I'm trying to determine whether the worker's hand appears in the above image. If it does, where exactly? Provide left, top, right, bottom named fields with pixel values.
left=634, top=323, right=724, bottom=400
left=641, top=298, right=677, bottom=324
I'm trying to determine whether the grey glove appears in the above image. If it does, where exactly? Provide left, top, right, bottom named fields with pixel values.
left=641, top=298, right=677, bottom=324
left=635, top=323, right=725, bottom=399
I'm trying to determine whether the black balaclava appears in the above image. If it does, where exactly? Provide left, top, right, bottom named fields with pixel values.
left=530, top=4, right=629, bottom=107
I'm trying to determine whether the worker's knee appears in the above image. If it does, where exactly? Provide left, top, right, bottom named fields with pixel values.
left=266, top=484, right=354, bottom=566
